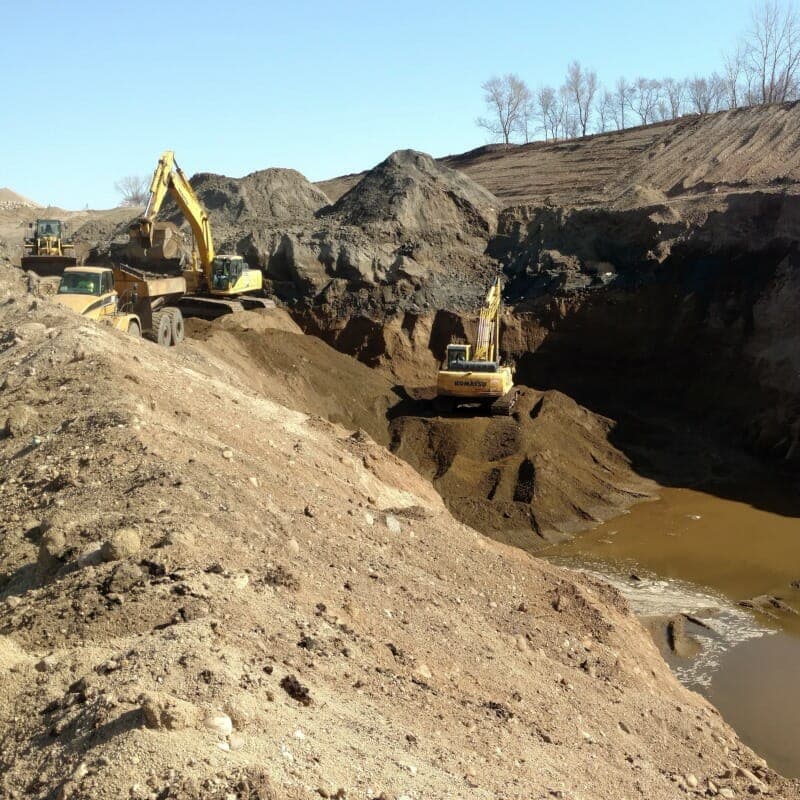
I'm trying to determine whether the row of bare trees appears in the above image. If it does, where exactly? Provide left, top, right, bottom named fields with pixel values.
left=477, top=0, right=800, bottom=145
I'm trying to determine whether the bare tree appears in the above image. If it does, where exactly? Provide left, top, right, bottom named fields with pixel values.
left=613, top=76, right=632, bottom=129
left=627, top=78, right=663, bottom=124
left=115, top=175, right=149, bottom=207
left=723, top=44, right=746, bottom=107
left=560, top=85, right=580, bottom=138
left=687, top=74, right=725, bottom=113
left=564, top=60, right=599, bottom=136
left=476, top=74, right=532, bottom=145
left=515, top=96, right=537, bottom=143
left=744, top=0, right=800, bottom=102
left=536, top=86, right=557, bottom=141
left=662, top=77, right=687, bottom=118
left=596, top=90, right=615, bottom=132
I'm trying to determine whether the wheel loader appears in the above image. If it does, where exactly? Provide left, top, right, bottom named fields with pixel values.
left=435, top=277, right=519, bottom=415
left=21, top=218, right=77, bottom=275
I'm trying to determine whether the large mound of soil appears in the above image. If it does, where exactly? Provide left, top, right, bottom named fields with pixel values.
left=324, top=149, right=498, bottom=240
left=389, top=389, right=654, bottom=544
left=2, top=264, right=795, bottom=799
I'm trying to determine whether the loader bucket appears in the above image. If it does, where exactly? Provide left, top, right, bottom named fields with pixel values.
left=21, top=255, right=79, bottom=277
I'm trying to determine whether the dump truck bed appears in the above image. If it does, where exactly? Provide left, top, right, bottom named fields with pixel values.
left=112, top=264, right=187, bottom=300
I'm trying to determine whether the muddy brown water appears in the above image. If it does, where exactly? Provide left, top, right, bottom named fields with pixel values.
left=535, top=486, right=800, bottom=778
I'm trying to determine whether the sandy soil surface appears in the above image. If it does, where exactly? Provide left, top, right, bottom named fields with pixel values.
left=2, top=264, right=797, bottom=798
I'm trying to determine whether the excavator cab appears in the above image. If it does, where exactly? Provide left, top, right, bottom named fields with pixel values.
left=211, top=255, right=244, bottom=291
left=446, top=344, right=470, bottom=370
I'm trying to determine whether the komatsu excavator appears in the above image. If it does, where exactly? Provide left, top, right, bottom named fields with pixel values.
left=435, top=276, right=518, bottom=415
left=127, top=151, right=269, bottom=309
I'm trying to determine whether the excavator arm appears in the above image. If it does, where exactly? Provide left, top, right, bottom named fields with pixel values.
left=135, top=150, right=215, bottom=272
left=472, top=277, right=502, bottom=362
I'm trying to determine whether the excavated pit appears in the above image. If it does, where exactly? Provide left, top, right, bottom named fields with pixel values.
left=184, top=313, right=655, bottom=545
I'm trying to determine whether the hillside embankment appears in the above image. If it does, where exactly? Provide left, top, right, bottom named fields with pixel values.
left=6, top=265, right=797, bottom=798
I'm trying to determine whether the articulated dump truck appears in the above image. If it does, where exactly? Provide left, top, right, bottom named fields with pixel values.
left=55, top=264, right=187, bottom=346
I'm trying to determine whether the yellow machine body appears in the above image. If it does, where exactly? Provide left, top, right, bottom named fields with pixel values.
left=435, top=277, right=518, bottom=414
left=130, top=151, right=264, bottom=299
left=54, top=267, right=138, bottom=334
left=21, top=218, right=77, bottom=275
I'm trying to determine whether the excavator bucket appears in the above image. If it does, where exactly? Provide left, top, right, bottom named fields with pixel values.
left=121, top=221, right=190, bottom=271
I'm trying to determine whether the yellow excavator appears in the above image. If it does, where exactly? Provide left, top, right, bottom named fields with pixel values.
left=435, top=276, right=518, bottom=415
left=127, top=150, right=269, bottom=308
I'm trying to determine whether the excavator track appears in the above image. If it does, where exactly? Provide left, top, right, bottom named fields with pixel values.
left=489, top=387, right=520, bottom=416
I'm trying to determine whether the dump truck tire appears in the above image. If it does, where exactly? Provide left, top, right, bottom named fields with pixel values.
left=149, top=310, right=172, bottom=347
left=127, top=320, right=141, bottom=338
left=165, top=307, right=184, bottom=345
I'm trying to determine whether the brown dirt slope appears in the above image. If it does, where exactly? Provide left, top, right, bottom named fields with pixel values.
left=319, top=102, right=800, bottom=208
left=2, top=265, right=796, bottom=799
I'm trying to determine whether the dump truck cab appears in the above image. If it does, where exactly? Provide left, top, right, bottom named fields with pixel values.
left=55, top=266, right=141, bottom=336
left=57, top=267, right=118, bottom=316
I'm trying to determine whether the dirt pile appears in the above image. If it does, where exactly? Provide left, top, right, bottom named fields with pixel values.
left=185, top=312, right=654, bottom=539
left=3, top=265, right=796, bottom=798
left=184, top=311, right=400, bottom=445
left=389, top=389, right=655, bottom=545
left=0, top=188, right=40, bottom=210
left=155, top=151, right=500, bottom=310
left=166, top=167, right=330, bottom=244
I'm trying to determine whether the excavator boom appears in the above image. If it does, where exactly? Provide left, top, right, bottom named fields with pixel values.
left=136, top=150, right=215, bottom=270
left=126, top=150, right=265, bottom=302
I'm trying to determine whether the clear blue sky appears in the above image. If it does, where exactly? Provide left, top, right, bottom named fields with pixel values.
left=2, top=0, right=753, bottom=208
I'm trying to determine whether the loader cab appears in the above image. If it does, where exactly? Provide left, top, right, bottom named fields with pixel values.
left=33, top=219, right=65, bottom=239
left=445, top=344, right=471, bottom=371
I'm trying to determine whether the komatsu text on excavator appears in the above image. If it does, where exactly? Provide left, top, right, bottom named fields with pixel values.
left=126, top=151, right=270, bottom=309
left=435, top=276, right=518, bottom=415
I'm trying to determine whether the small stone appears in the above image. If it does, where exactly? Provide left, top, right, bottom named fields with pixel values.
left=385, top=514, right=401, bottom=534
left=618, top=721, right=631, bottom=734
left=229, top=733, right=246, bottom=751
left=304, top=505, right=315, bottom=518
left=413, top=663, right=432, bottom=682
left=140, top=695, right=163, bottom=729
left=720, top=790, right=735, bottom=799
left=4, top=404, right=37, bottom=437
left=222, top=449, right=234, bottom=460
left=35, top=655, right=58, bottom=673
left=287, top=538, right=300, bottom=555
left=686, top=774, right=698, bottom=788
left=248, top=476, right=259, bottom=488
left=363, top=511, right=374, bottom=526
left=708, top=780, right=719, bottom=796
left=5, top=596, right=22, bottom=610
left=100, top=528, right=141, bottom=562
left=736, top=767, right=761, bottom=785
left=37, top=529, right=66, bottom=573
left=204, top=712, right=233, bottom=737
